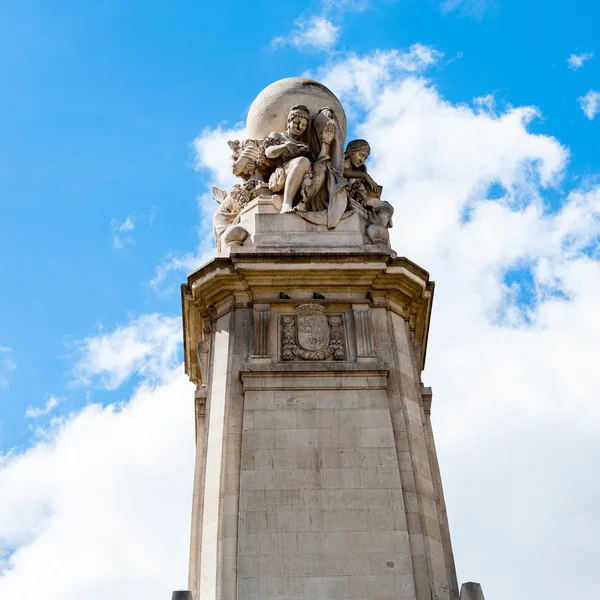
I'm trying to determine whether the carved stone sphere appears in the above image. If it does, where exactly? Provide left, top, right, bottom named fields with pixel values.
left=247, top=78, right=347, bottom=144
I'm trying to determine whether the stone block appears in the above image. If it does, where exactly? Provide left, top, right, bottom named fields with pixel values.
left=273, top=390, right=317, bottom=409
left=368, top=551, right=413, bottom=575
left=322, top=509, right=369, bottom=532
left=360, top=427, right=396, bottom=448
left=338, top=408, right=390, bottom=429
left=317, top=390, right=360, bottom=409
left=295, top=408, right=339, bottom=429
left=272, top=448, right=298, bottom=469
left=252, top=408, right=297, bottom=430
left=460, top=582, right=485, bottom=600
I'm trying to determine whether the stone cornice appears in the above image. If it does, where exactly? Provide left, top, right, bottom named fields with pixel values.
left=181, top=252, right=435, bottom=383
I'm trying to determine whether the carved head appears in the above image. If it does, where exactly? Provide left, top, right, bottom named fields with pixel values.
left=345, top=139, right=371, bottom=168
left=287, top=104, right=310, bottom=137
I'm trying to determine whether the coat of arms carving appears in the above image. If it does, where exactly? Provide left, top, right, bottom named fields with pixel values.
left=281, top=304, right=345, bottom=361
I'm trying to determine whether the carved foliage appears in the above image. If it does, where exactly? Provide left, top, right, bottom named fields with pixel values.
left=281, top=304, right=345, bottom=361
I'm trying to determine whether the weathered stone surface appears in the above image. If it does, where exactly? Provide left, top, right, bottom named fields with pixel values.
left=246, top=78, right=347, bottom=142
left=212, top=78, right=394, bottom=253
left=460, top=582, right=485, bottom=600
left=180, top=245, right=462, bottom=600
left=180, top=77, right=469, bottom=600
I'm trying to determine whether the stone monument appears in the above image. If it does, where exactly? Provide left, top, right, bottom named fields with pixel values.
left=178, top=78, right=483, bottom=600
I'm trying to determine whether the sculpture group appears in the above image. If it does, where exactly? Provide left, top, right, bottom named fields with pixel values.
left=213, top=103, right=394, bottom=251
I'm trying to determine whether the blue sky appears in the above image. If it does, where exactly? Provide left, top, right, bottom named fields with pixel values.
left=1, top=1, right=600, bottom=599
left=2, top=0, right=599, bottom=449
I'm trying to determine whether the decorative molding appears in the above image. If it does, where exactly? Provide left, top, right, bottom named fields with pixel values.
left=252, top=308, right=270, bottom=357
left=410, top=332, right=423, bottom=381
left=196, top=340, right=210, bottom=388
left=420, top=385, right=433, bottom=416
left=281, top=304, right=345, bottom=361
left=241, top=362, right=389, bottom=391
left=353, top=307, right=376, bottom=358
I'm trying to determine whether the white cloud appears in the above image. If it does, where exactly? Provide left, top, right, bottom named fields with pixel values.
left=441, top=0, right=496, bottom=19
left=0, top=353, right=195, bottom=599
left=0, top=347, right=16, bottom=391
left=25, top=396, right=61, bottom=419
left=8, top=44, right=598, bottom=600
left=149, top=124, right=245, bottom=290
left=311, top=49, right=600, bottom=599
left=71, top=314, right=182, bottom=390
left=272, top=16, right=340, bottom=52
left=111, top=216, right=135, bottom=250
left=312, top=45, right=443, bottom=109
left=190, top=48, right=600, bottom=598
left=567, top=51, right=594, bottom=70
left=150, top=247, right=215, bottom=290
left=578, top=89, right=600, bottom=120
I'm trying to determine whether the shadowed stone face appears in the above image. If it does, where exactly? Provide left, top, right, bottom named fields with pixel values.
left=288, top=116, right=308, bottom=138
left=349, top=149, right=369, bottom=168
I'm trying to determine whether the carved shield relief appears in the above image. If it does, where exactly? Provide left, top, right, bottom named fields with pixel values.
left=281, top=304, right=345, bottom=361
left=297, top=311, right=329, bottom=351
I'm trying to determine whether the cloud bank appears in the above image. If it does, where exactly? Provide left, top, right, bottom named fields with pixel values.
left=190, top=46, right=600, bottom=600
left=3, top=44, right=600, bottom=600
left=0, top=316, right=195, bottom=599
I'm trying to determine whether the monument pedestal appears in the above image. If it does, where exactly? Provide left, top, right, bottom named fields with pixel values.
left=182, top=243, right=459, bottom=600
left=218, top=195, right=395, bottom=256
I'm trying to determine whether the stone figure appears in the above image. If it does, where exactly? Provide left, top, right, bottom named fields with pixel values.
left=343, top=139, right=381, bottom=204
left=211, top=183, right=257, bottom=252
left=344, top=139, right=394, bottom=245
left=262, top=104, right=316, bottom=214
left=210, top=81, right=397, bottom=250
left=263, top=104, right=348, bottom=228
left=229, top=139, right=269, bottom=183
left=225, top=104, right=349, bottom=231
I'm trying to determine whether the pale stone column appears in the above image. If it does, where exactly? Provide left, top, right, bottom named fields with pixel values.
left=188, top=391, right=208, bottom=597
left=186, top=302, right=251, bottom=600
left=421, top=387, right=460, bottom=599
left=182, top=251, right=457, bottom=600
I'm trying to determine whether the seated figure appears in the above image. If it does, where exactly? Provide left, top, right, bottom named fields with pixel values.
left=264, top=105, right=337, bottom=214
left=344, top=139, right=394, bottom=245
left=343, top=139, right=382, bottom=204
left=263, top=105, right=315, bottom=213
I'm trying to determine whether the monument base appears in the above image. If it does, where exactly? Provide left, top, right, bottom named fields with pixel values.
left=182, top=249, right=459, bottom=600
left=217, top=196, right=396, bottom=257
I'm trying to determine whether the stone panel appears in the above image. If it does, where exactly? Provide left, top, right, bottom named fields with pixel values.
left=238, top=376, right=414, bottom=600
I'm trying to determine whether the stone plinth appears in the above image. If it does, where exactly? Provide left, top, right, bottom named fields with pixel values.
left=218, top=196, right=395, bottom=256
left=182, top=246, right=459, bottom=600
